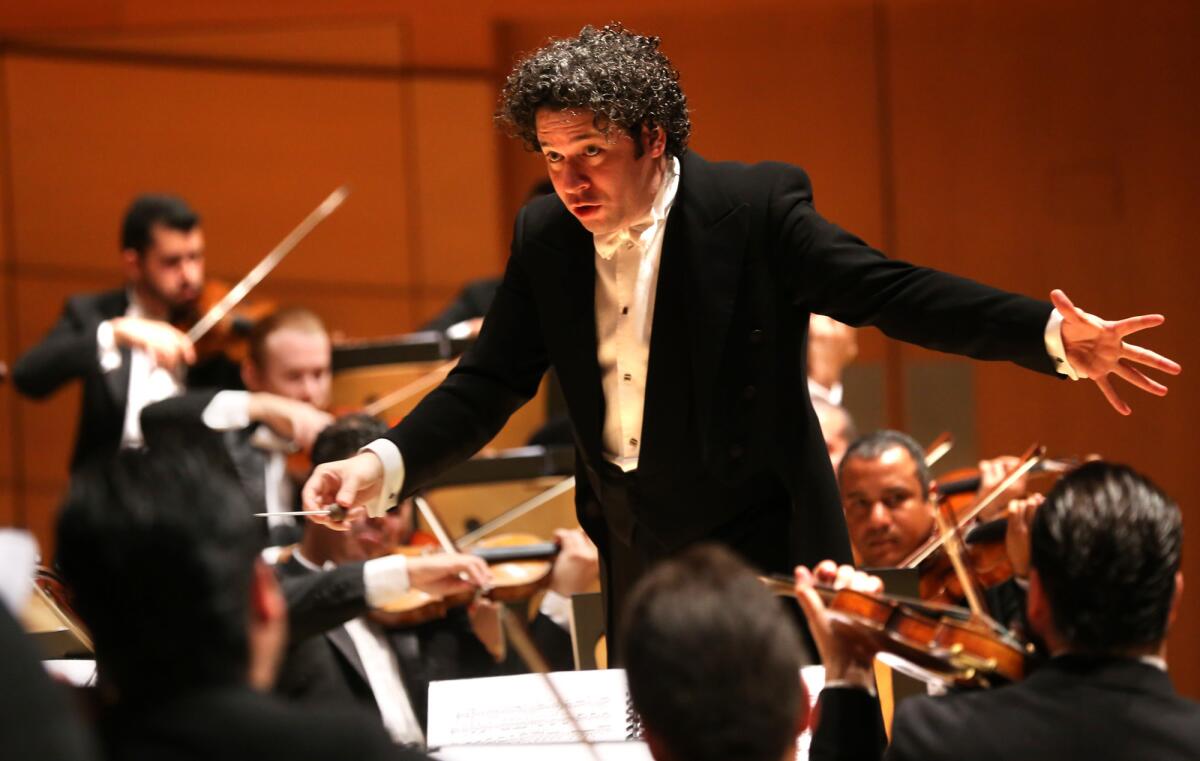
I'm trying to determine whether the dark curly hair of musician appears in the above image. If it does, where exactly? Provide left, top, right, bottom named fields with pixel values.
left=496, top=22, right=691, bottom=158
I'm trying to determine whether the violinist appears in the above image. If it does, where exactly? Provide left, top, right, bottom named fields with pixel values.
left=141, top=306, right=333, bottom=547
left=839, top=430, right=1035, bottom=630
left=275, top=413, right=588, bottom=747
left=12, top=194, right=240, bottom=472
left=798, top=461, right=1200, bottom=761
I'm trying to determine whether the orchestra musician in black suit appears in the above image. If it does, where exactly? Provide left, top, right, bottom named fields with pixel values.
left=54, top=444, right=436, bottom=761
left=275, top=414, right=593, bottom=747
left=302, top=24, right=1179, bottom=646
left=12, top=194, right=240, bottom=473
left=798, top=461, right=1200, bottom=761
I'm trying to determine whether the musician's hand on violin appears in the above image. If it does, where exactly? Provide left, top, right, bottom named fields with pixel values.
left=247, top=392, right=334, bottom=451
left=1051, top=289, right=1181, bottom=415
left=301, top=452, right=384, bottom=531
left=110, top=317, right=197, bottom=370
left=408, top=553, right=492, bottom=596
left=1005, top=493, right=1044, bottom=579
left=977, top=456, right=1028, bottom=517
left=794, top=560, right=882, bottom=682
left=548, top=529, right=600, bottom=597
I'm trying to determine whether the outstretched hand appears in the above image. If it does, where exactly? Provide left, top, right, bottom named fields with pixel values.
left=1052, top=289, right=1181, bottom=415
left=301, top=451, right=385, bottom=531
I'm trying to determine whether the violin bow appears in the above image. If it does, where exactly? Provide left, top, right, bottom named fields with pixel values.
left=901, top=443, right=1045, bottom=568
left=456, top=476, right=577, bottom=549
left=498, top=605, right=603, bottom=761
left=931, top=503, right=998, bottom=630
left=412, top=494, right=461, bottom=554
left=187, top=185, right=350, bottom=344
left=923, top=432, right=954, bottom=469
left=361, top=358, right=458, bottom=418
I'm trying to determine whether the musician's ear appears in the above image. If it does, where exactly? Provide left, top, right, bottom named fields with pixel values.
left=1026, top=569, right=1054, bottom=645
left=1168, top=571, right=1184, bottom=627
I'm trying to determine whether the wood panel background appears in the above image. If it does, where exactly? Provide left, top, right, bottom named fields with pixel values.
left=1, top=0, right=1197, bottom=695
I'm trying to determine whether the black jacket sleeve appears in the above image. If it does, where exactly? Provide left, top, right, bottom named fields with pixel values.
left=277, top=561, right=371, bottom=643
left=810, top=687, right=888, bottom=761
left=12, top=296, right=108, bottom=398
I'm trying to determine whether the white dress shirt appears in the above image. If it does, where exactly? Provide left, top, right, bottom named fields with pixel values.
left=97, top=291, right=184, bottom=449
left=292, top=549, right=424, bottom=746
left=363, top=160, right=1083, bottom=516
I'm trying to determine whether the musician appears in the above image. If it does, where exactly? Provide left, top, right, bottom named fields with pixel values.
left=55, top=447, right=431, bottom=761
left=276, top=414, right=593, bottom=745
left=11, top=194, right=239, bottom=471
left=142, top=306, right=334, bottom=546
left=622, top=543, right=812, bottom=761
left=798, top=461, right=1200, bottom=761
left=303, top=23, right=1179, bottom=642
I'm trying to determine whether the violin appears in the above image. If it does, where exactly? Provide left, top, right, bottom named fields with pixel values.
left=172, top=279, right=276, bottom=365
left=763, top=576, right=1028, bottom=687
left=370, top=532, right=560, bottom=627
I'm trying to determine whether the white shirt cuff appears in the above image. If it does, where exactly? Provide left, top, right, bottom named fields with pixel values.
left=808, top=378, right=844, bottom=406
left=538, top=590, right=572, bottom=630
left=97, top=320, right=123, bottom=372
left=201, top=390, right=252, bottom=430
left=361, top=439, right=405, bottom=519
left=363, top=553, right=411, bottom=607
left=1044, top=309, right=1085, bottom=380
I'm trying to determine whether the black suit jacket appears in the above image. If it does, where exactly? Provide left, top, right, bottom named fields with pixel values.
left=99, top=685, right=427, bottom=761
left=386, top=153, right=1056, bottom=584
left=142, top=388, right=302, bottom=546
left=273, top=555, right=510, bottom=731
left=13, top=288, right=240, bottom=472
left=811, top=656, right=1200, bottom=761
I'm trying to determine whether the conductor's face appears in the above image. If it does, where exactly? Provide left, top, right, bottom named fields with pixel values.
left=535, top=108, right=666, bottom=235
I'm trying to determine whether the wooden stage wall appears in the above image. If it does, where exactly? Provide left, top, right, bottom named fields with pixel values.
left=1, top=0, right=1197, bottom=695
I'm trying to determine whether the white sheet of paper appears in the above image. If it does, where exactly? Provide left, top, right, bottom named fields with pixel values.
left=427, top=669, right=634, bottom=747
left=433, top=741, right=653, bottom=761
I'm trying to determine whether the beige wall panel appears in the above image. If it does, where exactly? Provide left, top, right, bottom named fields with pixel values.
left=24, top=485, right=65, bottom=561
left=4, top=53, right=411, bottom=289
left=19, top=21, right=405, bottom=67
left=407, top=78, right=506, bottom=290
left=885, top=0, right=1200, bottom=695
left=253, top=280, right=424, bottom=342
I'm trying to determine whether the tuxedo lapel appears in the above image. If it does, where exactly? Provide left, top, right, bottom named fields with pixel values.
left=678, top=155, right=748, bottom=430
left=325, top=625, right=370, bottom=685
left=534, top=219, right=605, bottom=459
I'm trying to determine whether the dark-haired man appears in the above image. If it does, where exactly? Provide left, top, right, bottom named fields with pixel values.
left=55, top=447, right=431, bottom=761
left=13, top=194, right=239, bottom=472
left=622, top=543, right=811, bottom=761
left=304, top=24, right=1179, bottom=643
left=798, top=461, right=1200, bottom=761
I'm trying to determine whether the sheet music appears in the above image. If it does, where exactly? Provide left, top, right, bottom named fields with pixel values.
left=427, top=669, right=634, bottom=747
left=433, top=741, right=653, bottom=761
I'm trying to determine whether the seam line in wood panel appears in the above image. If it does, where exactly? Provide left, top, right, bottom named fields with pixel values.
left=7, top=260, right=464, bottom=297
left=873, top=0, right=906, bottom=433
left=0, top=39, right=490, bottom=81
left=0, top=43, right=29, bottom=530
left=397, top=19, right=424, bottom=329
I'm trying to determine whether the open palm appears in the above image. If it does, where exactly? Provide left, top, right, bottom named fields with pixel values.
left=1052, top=289, right=1181, bottom=415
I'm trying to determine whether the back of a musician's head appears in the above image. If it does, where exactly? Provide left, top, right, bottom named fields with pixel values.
left=57, top=446, right=260, bottom=701
left=1032, top=461, right=1182, bottom=653
left=621, top=544, right=807, bottom=761
left=311, top=412, right=387, bottom=466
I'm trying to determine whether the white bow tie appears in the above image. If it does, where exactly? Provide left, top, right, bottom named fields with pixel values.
left=594, top=213, right=655, bottom=261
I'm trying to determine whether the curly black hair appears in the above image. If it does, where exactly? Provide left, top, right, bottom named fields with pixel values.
left=496, top=22, right=691, bottom=158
